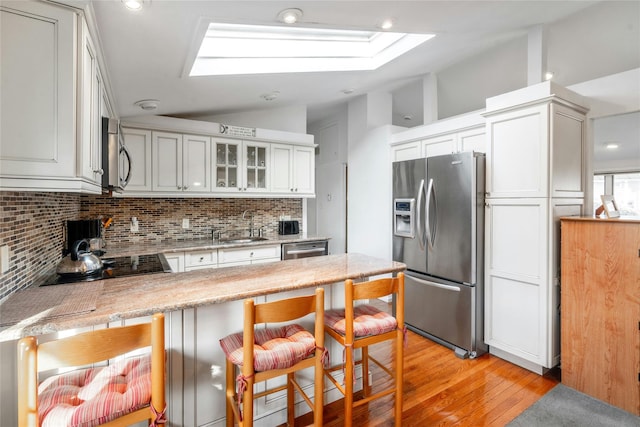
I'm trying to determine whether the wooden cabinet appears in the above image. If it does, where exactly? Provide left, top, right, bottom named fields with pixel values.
left=483, top=82, right=588, bottom=373
left=271, top=144, right=315, bottom=195
left=560, top=218, right=640, bottom=416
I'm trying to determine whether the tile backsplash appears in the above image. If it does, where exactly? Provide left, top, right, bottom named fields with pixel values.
left=0, top=192, right=302, bottom=299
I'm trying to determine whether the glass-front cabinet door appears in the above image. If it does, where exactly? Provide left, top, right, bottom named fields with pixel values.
left=213, top=138, right=241, bottom=192
left=244, top=142, right=269, bottom=192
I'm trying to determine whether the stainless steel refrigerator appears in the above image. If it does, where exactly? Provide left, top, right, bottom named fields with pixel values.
left=392, top=152, right=487, bottom=358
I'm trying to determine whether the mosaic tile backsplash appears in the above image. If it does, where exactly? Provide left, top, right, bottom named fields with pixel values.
left=0, top=192, right=302, bottom=300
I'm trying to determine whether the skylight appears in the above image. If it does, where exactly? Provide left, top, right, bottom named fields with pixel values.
left=189, top=23, right=435, bottom=76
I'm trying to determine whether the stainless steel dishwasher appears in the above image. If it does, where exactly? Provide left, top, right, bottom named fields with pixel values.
left=281, top=240, right=328, bottom=260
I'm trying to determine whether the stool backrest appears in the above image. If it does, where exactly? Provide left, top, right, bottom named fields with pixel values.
left=18, top=313, right=165, bottom=427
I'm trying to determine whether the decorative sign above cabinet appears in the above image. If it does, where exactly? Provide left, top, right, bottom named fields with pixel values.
left=220, top=124, right=256, bottom=138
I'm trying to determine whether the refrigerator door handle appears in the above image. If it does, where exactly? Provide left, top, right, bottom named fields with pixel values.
left=425, top=178, right=437, bottom=250
left=416, top=179, right=426, bottom=250
left=408, top=274, right=461, bottom=292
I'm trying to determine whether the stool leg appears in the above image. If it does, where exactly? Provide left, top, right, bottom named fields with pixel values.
left=395, top=329, right=403, bottom=427
left=287, top=372, right=295, bottom=426
left=314, top=351, right=324, bottom=427
left=362, top=346, right=370, bottom=397
left=226, top=360, right=235, bottom=427
left=344, top=345, right=354, bottom=427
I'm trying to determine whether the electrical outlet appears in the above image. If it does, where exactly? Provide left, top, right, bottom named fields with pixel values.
left=182, top=218, right=189, bottom=229
left=0, top=245, right=9, bottom=274
left=130, top=217, right=139, bottom=233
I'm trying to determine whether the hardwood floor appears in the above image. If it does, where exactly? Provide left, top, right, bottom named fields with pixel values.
left=289, top=302, right=559, bottom=426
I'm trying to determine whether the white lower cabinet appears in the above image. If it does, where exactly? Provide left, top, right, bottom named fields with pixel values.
left=184, top=250, right=217, bottom=271
left=484, top=197, right=583, bottom=373
left=164, top=252, right=184, bottom=273
left=218, top=245, right=281, bottom=266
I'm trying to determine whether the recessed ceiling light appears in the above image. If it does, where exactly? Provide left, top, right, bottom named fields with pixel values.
left=403, top=115, right=413, bottom=121
left=123, top=0, right=143, bottom=11
left=278, top=8, right=303, bottom=24
left=544, top=71, right=554, bottom=81
left=134, top=99, right=159, bottom=110
left=341, top=88, right=355, bottom=95
left=380, top=19, right=394, bottom=30
left=605, top=142, right=619, bottom=149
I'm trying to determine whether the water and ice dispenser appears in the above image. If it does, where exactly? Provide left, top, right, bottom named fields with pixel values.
left=393, top=198, right=415, bottom=238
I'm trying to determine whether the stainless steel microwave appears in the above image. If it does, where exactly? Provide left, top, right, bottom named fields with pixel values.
left=101, top=117, right=131, bottom=193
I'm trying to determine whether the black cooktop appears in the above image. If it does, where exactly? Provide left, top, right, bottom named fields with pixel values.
left=44, top=254, right=169, bottom=286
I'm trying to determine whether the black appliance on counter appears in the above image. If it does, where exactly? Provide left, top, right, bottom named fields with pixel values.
left=43, top=254, right=171, bottom=286
left=66, top=219, right=101, bottom=255
left=278, top=220, right=300, bottom=235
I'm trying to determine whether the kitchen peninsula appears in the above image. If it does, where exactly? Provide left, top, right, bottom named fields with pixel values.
left=0, top=253, right=405, bottom=341
left=1, top=253, right=405, bottom=426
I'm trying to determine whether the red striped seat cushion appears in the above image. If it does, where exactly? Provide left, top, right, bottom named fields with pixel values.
left=325, top=305, right=397, bottom=337
left=220, top=324, right=316, bottom=372
left=38, top=354, right=151, bottom=427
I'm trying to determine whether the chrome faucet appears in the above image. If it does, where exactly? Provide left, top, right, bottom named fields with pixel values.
left=241, top=210, right=255, bottom=236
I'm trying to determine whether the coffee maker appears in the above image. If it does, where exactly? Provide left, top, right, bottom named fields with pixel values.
left=66, top=219, right=102, bottom=255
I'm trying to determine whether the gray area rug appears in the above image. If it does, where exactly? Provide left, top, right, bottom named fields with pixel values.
left=507, top=384, right=640, bottom=427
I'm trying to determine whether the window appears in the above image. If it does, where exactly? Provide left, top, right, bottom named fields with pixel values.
left=189, top=23, right=434, bottom=76
left=593, top=172, right=640, bottom=216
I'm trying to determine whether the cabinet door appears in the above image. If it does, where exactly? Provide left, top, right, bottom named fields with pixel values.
left=123, top=128, right=152, bottom=191
left=244, top=142, right=269, bottom=193
left=78, top=20, right=100, bottom=183
left=458, top=127, right=486, bottom=153
left=183, top=134, right=211, bottom=192
left=485, top=104, right=549, bottom=198
left=152, top=131, right=183, bottom=191
left=292, top=145, right=315, bottom=195
left=0, top=2, right=76, bottom=178
left=213, top=138, right=242, bottom=192
left=164, top=253, right=184, bottom=273
left=484, top=198, right=550, bottom=367
left=550, top=103, right=585, bottom=198
left=392, top=141, right=421, bottom=162
left=421, top=134, right=456, bottom=158
left=270, top=144, right=293, bottom=193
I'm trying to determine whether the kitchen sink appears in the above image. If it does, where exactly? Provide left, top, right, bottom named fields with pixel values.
left=218, top=237, right=269, bottom=244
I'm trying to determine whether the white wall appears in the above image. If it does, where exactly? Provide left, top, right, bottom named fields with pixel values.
left=307, top=104, right=349, bottom=254
left=188, top=104, right=308, bottom=134
left=346, top=93, right=396, bottom=260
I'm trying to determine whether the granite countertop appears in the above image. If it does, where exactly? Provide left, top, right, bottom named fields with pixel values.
left=0, top=253, right=405, bottom=342
left=103, top=234, right=330, bottom=257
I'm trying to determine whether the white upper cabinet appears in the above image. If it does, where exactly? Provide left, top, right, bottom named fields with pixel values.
left=213, top=138, right=268, bottom=194
left=484, top=83, right=587, bottom=199
left=122, top=128, right=152, bottom=191
left=0, top=1, right=110, bottom=193
left=421, top=133, right=457, bottom=158
left=271, top=144, right=315, bottom=195
left=78, top=19, right=104, bottom=186
left=152, top=131, right=211, bottom=193
left=0, top=1, right=76, bottom=180
left=391, top=141, right=421, bottom=162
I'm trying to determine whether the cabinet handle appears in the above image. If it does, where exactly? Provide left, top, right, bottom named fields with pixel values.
left=294, top=188, right=298, bottom=192
left=290, top=188, right=294, bottom=192
left=199, top=256, right=204, bottom=262
left=93, top=169, right=104, bottom=175
left=250, top=252, right=254, bottom=257
left=177, top=186, right=181, bottom=190
left=184, top=185, right=189, bottom=190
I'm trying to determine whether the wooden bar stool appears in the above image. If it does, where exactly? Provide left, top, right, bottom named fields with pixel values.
left=323, top=273, right=405, bottom=427
left=17, top=312, right=166, bottom=427
left=219, top=288, right=326, bottom=427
